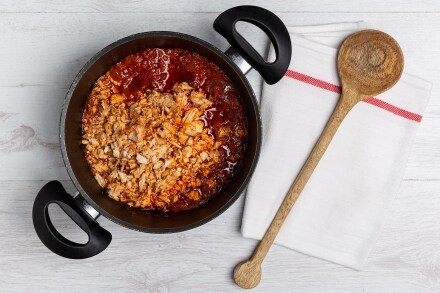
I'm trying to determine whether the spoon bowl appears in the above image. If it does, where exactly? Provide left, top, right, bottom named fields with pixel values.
left=338, top=29, right=404, bottom=98
left=233, top=260, right=262, bottom=289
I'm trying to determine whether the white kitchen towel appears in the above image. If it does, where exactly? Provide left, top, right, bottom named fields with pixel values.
left=241, top=22, right=432, bottom=269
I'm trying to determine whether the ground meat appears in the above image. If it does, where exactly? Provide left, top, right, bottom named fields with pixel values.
left=82, top=48, right=247, bottom=212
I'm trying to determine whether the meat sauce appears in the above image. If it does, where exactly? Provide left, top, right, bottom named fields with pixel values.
left=104, top=48, right=247, bottom=211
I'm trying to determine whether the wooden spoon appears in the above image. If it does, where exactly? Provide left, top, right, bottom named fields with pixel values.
left=234, top=30, right=404, bottom=289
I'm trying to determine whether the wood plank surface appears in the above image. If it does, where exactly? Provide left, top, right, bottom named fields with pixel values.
left=1, top=180, right=440, bottom=292
left=0, top=12, right=439, bottom=180
left=1, top=0, right=440, bottom=13
left=0, top=1, right=439, bottom=292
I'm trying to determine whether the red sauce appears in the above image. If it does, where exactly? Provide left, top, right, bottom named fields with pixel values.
left=108, top=48, right=247, bottom=211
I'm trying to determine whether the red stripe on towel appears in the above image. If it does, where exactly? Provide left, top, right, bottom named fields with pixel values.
left=285, top=70, right=342, bottom=94
left=362, top=97, right=422, bottom=122
left=284, top=69, right=422, bottom=122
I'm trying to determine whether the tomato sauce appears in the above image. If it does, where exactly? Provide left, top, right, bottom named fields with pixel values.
left=107, top=48, right=247, bottom=211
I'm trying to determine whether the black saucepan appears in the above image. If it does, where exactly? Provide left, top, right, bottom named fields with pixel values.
left=32, top=5, right=291, bottom=259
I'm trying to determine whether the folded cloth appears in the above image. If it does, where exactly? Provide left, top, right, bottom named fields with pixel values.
left=241, top=22, right=432, bottom=269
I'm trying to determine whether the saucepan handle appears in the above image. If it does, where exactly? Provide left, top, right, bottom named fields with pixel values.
left=32, top=181, right=112, bottom=259
left=213, top=5, right=292, bottom=84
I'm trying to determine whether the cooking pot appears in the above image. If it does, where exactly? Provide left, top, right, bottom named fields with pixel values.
left=32, top=5, right=291, bottom=259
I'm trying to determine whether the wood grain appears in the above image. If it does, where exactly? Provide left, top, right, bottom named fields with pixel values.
left=338, top=30, right=404, bottom=96
left=0, top=1, right=439, bottom=292
left=1, top=0, right=440, bottom=13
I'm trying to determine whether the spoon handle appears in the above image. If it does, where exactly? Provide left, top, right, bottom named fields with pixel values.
left=249, top=91, right=358, bottom=264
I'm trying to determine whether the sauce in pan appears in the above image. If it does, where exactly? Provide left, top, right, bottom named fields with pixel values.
left=83, top=48, right=247, bottom=212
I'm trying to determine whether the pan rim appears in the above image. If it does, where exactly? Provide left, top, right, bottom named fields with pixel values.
left=60, top=31, right=262, bottom=233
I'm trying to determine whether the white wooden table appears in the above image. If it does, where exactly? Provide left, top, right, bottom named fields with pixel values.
left=1, top=1, right=439, bottom=292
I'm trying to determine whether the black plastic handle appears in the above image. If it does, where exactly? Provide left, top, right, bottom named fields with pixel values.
left=32, top=181, right=112, bottom=259
left=214, top=5, right=292, bottom=84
